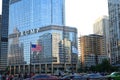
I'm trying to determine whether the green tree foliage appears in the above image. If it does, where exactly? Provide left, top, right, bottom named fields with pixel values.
left=89, top=59, right=119, bottom=72
left=77, top=59, right=119, bottom=73
left=100, top=59, right=119, bottom=72
left=100, top=59, right=111, bottom=72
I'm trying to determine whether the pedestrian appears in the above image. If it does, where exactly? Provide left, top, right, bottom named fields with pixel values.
left=24, top=73, right=27, bottom=79
left=0, top=74, right=1, bottom=80
left=2, top=74, right=6, bottom=80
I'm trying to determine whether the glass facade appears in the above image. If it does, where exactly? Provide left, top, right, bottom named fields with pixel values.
left=8, top=0, right=79, bottom=74
left=0, top=0, right=9, bottom=71
left=9, top=0, right=65, bottom=65
left=8, top=0, right=78, bottom=68
left=9, top=0, right=65, bottom=34
left=8, top=26, right=78, bottom=65
left=8, top=0, right=64, bottom=64
left=108, top=0, right=120, bottom=65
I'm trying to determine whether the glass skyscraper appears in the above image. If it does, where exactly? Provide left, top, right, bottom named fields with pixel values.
left=108, top=0, right=120, bottom=65
left=0, top=0, right=9, bottom=71
left=8, top=0, right=78, bottom=74
left=9, top=0, right=65, bottom=35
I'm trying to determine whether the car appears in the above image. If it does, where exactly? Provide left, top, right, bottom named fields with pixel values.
left=29, top=74, right=58, bottom=80
left=106, top=72, right=120, bottom=80
left=83, top=73, right=106, bottom=80
left=60, top=74, right=84, bottom=80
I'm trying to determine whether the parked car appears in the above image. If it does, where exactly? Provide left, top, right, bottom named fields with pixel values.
left=29, top=74, right=58, bottom=80
left=106, top=72, right=120, bottom=80
left=83, top=73, right=106, bottom=80
left=60, top=74, right=84, bottom=80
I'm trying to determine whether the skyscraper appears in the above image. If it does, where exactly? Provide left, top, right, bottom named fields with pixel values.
left=93, top=16, right=109, bottom=60
left=108, top=0, right=120, bottom=65
left=8, top=0, right=78, bottom=74
left=0, top=0, right=9, bottom=71
left=0, top=15, right=1, bottom=30
left=9, top=0, right=65, bottom=34
left=93, top=16, right=109, bottom=36
left=79, top=34, right=106, bottom=68
left=0, top=15, right=1, bottom=63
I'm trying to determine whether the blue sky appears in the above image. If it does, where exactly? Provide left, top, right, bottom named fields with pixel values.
left=0, top=0, right=108, bottom=36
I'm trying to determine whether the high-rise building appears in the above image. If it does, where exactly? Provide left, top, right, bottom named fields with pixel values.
left=108, top=0, right=120, bottom=65
left=8, top=0, right=78, bottom=74
left=79, top=34, right=106, bottom=68
left=9, top=0, right=65, bottom=32
left=0, top=15, right=1, bottom=71
left=0, top=0, right=9, bottom=71
left=0, top=15, right=1, bottom=49
left=8, top=25, right=78, bottom=74
left=93, top=16, right=109, bottom=60
left=0, top=15, right=1, bottom=28
left=93, top=16, right=109, bottom=36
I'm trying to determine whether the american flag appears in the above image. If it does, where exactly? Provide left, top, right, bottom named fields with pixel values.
left=31, top=44, right=42, bottom=52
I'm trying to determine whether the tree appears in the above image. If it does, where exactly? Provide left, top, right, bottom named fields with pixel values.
left=100, top=59, right=111, bottom=72
left=95, top=59, right=119, bottom=72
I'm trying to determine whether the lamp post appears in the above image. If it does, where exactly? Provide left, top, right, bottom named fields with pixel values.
left=71, top=45, right=73, bottom=73
left=63, top=26, right=66, bottom=72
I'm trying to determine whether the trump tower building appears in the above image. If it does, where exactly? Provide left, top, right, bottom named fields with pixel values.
left=8, top=0, right=78, bottom=74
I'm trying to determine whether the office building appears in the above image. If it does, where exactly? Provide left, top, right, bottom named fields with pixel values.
left=108, top=0, right=120, bottom=65
left=0, top=15, right=1, bottom=53
left=93, top=16, right=109, bottom=35
left=79, top=34, right=106, bottom=68
left=93, top=16, right=109, bottom=60
left=0, top=15, right=1, bottom=71
left=8, top=0, right=78, bottom=74
left=8, top=25, right=78, bottom=74
left=0, top=15, right=1, bottom=28
left=9, top=0, right=65, bottom=31
left=0, top=0, right=9, bottom=71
